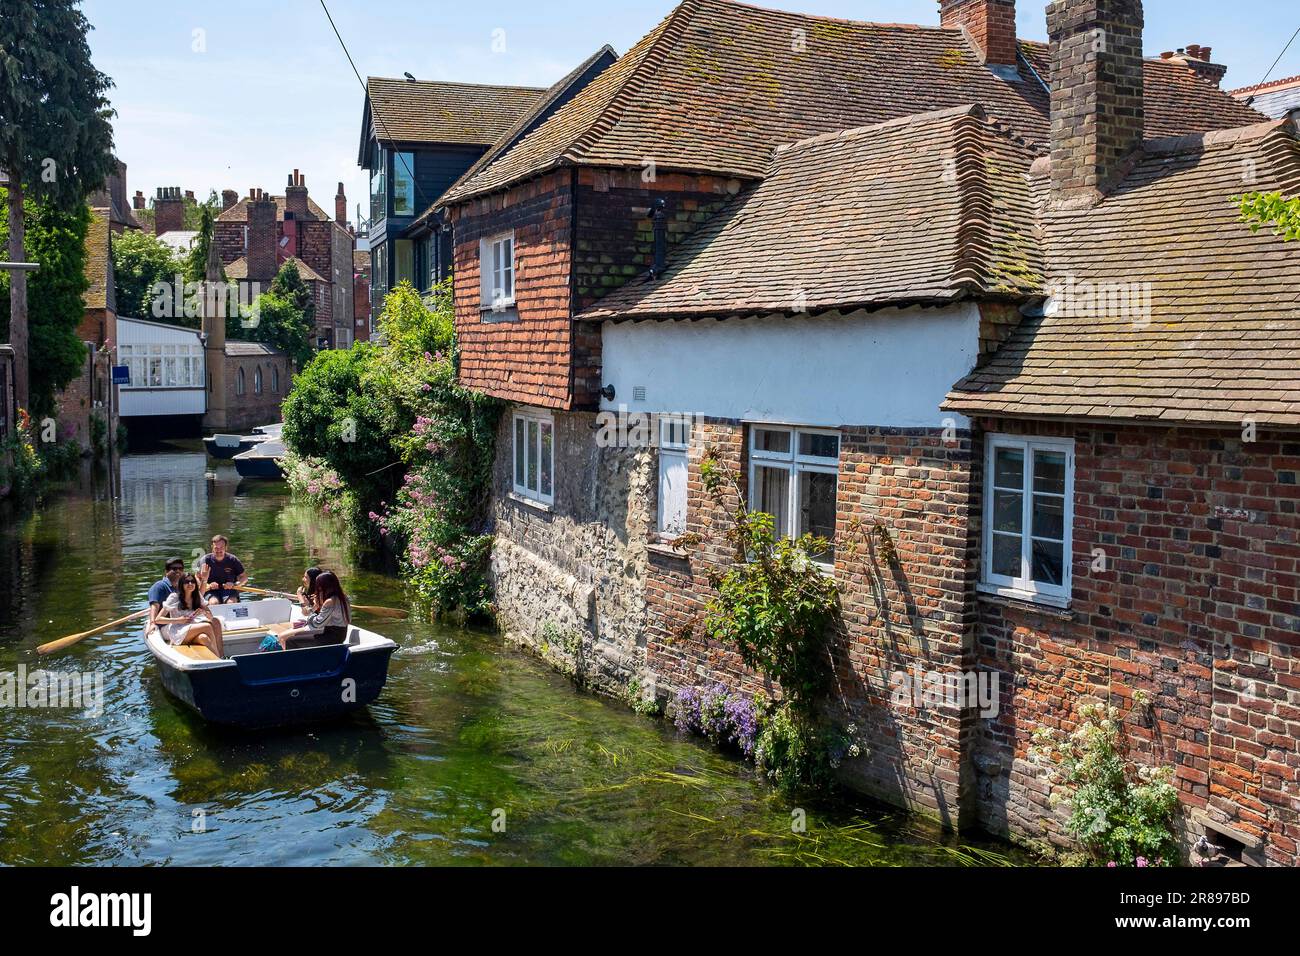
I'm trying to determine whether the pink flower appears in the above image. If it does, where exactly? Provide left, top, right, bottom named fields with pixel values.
left=1106, top=861, right=1117, bottom=868
left=1135, top=857, right=1148, bottom=868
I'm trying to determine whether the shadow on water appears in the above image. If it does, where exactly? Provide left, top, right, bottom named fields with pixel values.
left=0, top=441, right=1028, bottom=866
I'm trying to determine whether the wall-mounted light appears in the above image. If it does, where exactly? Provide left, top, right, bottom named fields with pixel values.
left=600, top=384, right=616, bottom=401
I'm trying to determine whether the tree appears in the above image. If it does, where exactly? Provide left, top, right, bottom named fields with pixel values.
left=0, top=192, right=91, bottom=416
left=112, top=229, right=184, bottom=321
left=1239, top=192, right=1300, bottom=241
left=232, top=261, right=313, bottom=366
left=0, top=0, right=116, bottom=409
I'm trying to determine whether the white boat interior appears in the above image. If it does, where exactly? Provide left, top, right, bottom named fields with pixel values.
left=143, top=598, right=397, bottom=671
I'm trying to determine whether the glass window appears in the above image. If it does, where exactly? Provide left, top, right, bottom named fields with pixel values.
left=392, top=152, right=416, bottom=217
left=747, top=426, right=840, bottom=564
left=512, top=411, right=554, bottom=505
left=657, top=417, right=690, bottom=535
left=254, top=367, right=263, bottom=395
left=481, top=233, right=515, bottom=311
left=236, top=367, right=245, bottom=396
left=395, top=240, right=414, bottom=286
left=272, top=366, right=280, bottom=393
left=983, top=436, right=1074, bottom=602
left=369, top=148, right=386, bottom=225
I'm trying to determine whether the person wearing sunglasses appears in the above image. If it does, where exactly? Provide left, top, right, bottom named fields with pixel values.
left=146, top=557, right=186, bottom=636
left=155, top=573, right=225, bottom=658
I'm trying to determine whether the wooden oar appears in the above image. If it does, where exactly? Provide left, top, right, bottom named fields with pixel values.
left=235, top=584, right=408, bottom=620
left=37, top=608, right=152, bottom=656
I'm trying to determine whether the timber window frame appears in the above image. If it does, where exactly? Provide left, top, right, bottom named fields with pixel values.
left=980, top=434, right=1075, bottom=607
left=512, top=409, right=554, bottom=505
left=656, top=416, right=691, bottom=536
left=747, top=424, right=841, bottom=565
left=480, top=231, right=515, bottom=313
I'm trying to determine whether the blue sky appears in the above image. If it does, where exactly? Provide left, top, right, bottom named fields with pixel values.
left=82, top=0, right=1299, bottom=224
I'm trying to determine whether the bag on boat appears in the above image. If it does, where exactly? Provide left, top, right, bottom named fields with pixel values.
left=258, top=635, right=282, bottom=653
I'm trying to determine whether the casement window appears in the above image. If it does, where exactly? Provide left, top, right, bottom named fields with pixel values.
left=236, top=367, right=246, bottom=396
left=512, top=410, right=554, bottom=505
left=657, top=416, right=691, bottom=536
left=480, top=232, right=515, bottom=311
left=272, top=366, right=280, bottom=394
left=747, top=425, right=840, bottom=564
left=391, top=152, right=416, bottom=217
left=254, top=367, right=263, bottom=395
left=982, top=434, right=1075, bottom=605
left=120, top=343, right=204, bottom=389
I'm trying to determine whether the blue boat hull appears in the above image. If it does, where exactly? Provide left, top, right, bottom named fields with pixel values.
left=233, top=456, right=284, bottom=479
left=157, top=643, right=395, bottom=730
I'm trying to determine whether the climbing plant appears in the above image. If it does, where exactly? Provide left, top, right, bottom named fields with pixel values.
left=1237, top=191, right=1300, bottom=241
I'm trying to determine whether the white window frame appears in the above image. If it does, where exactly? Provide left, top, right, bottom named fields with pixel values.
left=980, top=434, right=1075, bottom=607
left=480, top=231, right=515, bottom=312
left=656, top=416, right=691, bottom=535
left=747, top=424, right=841, bottom=565
left=512, top=409, right=554, bottom=505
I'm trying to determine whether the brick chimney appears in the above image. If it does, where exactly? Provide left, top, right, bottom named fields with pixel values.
left=940, top=0, right=1019, bottom=70
left=133, top=190, right=145, bottom=210
left=154, top=186, right=185, bottom=235
left=1161, top=45, right=1228, bottom=88
left=1047, top=0, right=1145, bottom=207
left=285, top=169, right=308, bottom=221
left=335, top=181, right=347, bottom=225
left=246, top=188, right=279, bottom=283
left=222, top=189, right=238, bottom=211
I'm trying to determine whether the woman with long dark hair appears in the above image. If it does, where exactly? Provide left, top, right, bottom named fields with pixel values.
left=154, top=573, right=225, bottom=657
left=278, top=570, right=351, bottom=649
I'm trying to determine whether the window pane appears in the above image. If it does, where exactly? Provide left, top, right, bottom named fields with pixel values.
left=798, top=432, right=839, bottom=460
left=659, top=450, right=687, bottom=535
left=993, top=490, right=1023, bottom=533
left=1033, top=450, right=1067, bottom=495
left=753, top=465, right=790, bottom=536
left=540, top=422, right=553, bottom=498
left=527, top=419, right=539, bottom=492
left=798, top=470, right=837, bottom=559
left=753, top=428, right=791, bottom=455
left=1033, top=494, right=1065, bottom=540
left=991, top=533, right=1021, bottom=578
left=993, top=446, right=1024, bottom=489
left=392, top=152, right=415, bottom=216
left=1032, top=539, right=1065, bottom=586
left=514, top=418, right=525, bottom=487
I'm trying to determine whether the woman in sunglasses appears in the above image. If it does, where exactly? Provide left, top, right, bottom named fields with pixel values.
left=154, top=573, right=225, bottom=658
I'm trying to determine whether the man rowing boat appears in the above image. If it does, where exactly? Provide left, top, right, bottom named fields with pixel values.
left=198, top=534, right=247, bottom=605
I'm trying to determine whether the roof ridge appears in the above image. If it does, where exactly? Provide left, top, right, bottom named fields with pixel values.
left=1142, top=116, right=1297, bottom=157
left=366, top=77, right=546, bottom=93
left=563, top=0, right=704, bottom=165
left=948, top=110, right=998, bottom=293
left=1229, top=73, right=1300, bottom=96
left=773, top=104, right=982, bottom=158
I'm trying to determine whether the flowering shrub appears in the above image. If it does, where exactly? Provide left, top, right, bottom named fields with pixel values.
left=674, top=684, right=759, bottom=757
left=282, top=280, right=500, bottom=619
left=1031, top=701, right=1181, bottom=867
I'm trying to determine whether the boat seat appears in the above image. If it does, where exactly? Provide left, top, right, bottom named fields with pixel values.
left=175, top=645, right=220, bottom=661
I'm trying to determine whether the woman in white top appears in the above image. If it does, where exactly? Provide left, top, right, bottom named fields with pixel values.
left=153, top=574, right=225, bottom=657
left=276, top=570, right=351, bottom=649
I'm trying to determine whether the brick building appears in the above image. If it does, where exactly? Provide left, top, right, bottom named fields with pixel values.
left=423, top=0, right=1297, bottom=863
left=212, top=173, right=355, bottom=349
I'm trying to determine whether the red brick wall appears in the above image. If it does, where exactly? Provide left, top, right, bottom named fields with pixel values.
left=971, top=419, right=1300, bottom=864
left=644, top=419, right=979, bottom=825
left=450, top=170, right=575, bottom=409
left=223, top=354, right=293, bottom=431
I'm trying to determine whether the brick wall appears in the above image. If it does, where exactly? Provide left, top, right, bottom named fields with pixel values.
left=939, top=0, right=1018, bottom=66
left=971, top=418, right=1300, bottom=864
left=451, top=170, right=575, bottom=409
left=222, top=353, right=292, bottom=431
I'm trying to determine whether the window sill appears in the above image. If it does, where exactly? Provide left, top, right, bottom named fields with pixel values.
left=647, top=537, right=690, bottom=560
left=480, top=305, right=518, bottom=322
left=507, top=491, right=552, bottom=514
left=977, top=583, right=1074, bottom=619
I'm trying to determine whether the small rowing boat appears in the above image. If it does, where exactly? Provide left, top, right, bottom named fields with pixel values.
left=203, top=433, right=264, bottom=460
left=142, top=598, right=397, bottom=729
left=233, top=439, right=286, bottom=479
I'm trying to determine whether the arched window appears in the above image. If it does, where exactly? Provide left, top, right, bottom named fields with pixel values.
left=236, top=367, right=245, bottom=396
left=254, top=367, right=263, bottom=395
left=272, top=365, right=280, bottom=393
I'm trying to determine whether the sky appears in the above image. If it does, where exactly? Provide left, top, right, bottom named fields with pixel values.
left=82, top=0, right=1300, bottom=225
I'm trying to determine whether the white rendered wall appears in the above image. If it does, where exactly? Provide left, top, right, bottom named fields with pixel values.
left=598, top=304, right=979, bottom=428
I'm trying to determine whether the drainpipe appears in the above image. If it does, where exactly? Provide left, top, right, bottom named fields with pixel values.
left=649, top=198, right=667, bottom=280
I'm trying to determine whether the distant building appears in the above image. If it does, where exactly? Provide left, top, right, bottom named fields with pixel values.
left=353, top=249, right=371, bottom=342
left=1231, top=74, right=1300, bottom=119
left=211, top=172, right=355, bottom=350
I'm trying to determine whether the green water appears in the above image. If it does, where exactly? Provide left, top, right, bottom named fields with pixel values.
left=0, top=444, right=1024, bottom=866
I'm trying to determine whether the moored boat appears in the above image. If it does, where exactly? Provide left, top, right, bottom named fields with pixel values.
left=203, top=433, right=264, bottom=459
left=142, top=598, right=397, bottom=729
left=233, top=439, right=286, bottom=479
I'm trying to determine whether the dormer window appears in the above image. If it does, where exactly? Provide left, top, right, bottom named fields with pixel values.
left=480, top=231, right=515, bottom=312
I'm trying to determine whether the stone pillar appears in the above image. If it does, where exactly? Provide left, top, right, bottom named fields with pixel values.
left=201, top=235, right=228, bottom=431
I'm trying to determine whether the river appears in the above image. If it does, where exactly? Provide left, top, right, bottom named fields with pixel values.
left=0, top=444, right=1025, bottom=866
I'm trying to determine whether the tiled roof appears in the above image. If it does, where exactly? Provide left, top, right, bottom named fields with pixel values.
left=83, top=208, right=113, bottom=311
left=364, top=77, right=544, bottom=148
left=1230, top=74, right=1300, bottom=121
left=224, top=341, right=283, bottom=356
left=442, top=0, right=1262, bottom=205
left=225, top=255, right=327, bottom=283
left=353, top=250, right=369, bottom=273
left=1019, top=43, right=1264, bottom=137
left=946, top=119, right=1300, bottom=428
left=216, top=194, right=330, bottom=223
left=421, top=44, right=619, bottom=221
left=580, top=105, right=1042, bottom=321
